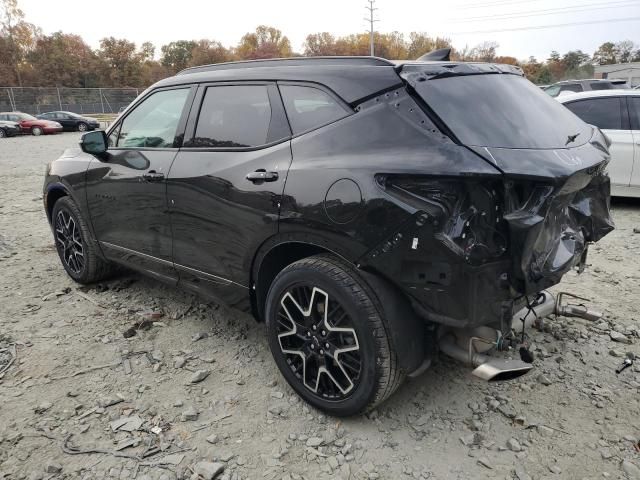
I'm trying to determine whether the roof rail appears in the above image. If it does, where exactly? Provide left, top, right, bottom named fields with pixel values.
left=177, top=56, right=395, bottom=75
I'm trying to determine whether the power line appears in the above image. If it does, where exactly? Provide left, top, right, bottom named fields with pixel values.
left=451, top=0, right=544, bottom=10
left=450, top=16, right=640, bottom=34
left=364, top=0, right=379, bottom=56
left=448, top=0, right=640, bottom=23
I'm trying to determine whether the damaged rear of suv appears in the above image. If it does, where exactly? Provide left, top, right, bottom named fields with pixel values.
left=44, top=54, right=614, bottom=416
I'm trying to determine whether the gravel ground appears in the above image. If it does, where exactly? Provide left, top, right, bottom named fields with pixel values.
left=1, top=133, right=640, bottom=480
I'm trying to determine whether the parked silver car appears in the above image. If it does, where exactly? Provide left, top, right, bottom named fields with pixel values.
left=558, top=90, right=640, bottom=197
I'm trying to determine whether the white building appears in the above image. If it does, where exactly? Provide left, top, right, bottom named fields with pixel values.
left=594, top=62, right=640, bottom=87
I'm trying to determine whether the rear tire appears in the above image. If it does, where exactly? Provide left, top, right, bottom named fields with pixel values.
left=265, top=254, right=404, bottom=416
left=0, top=129, right=6, bottom=138
left=31, top=126, right=43, bottom=136
left=77, top=122, right=88, bottom=132
left=51, top=196, right=115, bottom=284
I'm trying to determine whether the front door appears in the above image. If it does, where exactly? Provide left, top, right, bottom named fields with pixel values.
left=86, top=86, right=194, bottom=283
left=167, top=83, right=292, bottom=303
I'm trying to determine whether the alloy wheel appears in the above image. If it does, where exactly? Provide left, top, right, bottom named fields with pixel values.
left=54, top=209, right=85, bottom=275
left=78, top=123, right=88, bottom=132
left=276, top=285, right=361, bottom=400
left=0, top=129, right=6, bottom=138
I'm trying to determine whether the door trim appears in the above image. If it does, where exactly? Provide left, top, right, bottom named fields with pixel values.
left=99, top=241, right=248, bottom=289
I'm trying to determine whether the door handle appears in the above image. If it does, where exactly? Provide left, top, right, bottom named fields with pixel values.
left=246, top=169, right=278, bottom=183
left=142, top=170, right=165, bottom=182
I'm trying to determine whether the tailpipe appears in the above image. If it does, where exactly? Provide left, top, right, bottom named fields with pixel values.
left=439, top=334, right=533, bottom=382
left=512, top=290, right=603, bottom=333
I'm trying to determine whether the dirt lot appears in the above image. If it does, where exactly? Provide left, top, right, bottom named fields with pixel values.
left=1, top=133, right=640, bottom=480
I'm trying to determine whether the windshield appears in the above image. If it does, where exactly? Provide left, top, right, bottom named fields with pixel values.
left=410, top=74, right=592, bottom=149
left=19, top=113, right=37, bottom=121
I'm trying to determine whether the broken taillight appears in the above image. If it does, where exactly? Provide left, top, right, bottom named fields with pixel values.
left=377, top=175, right=508, bottom=264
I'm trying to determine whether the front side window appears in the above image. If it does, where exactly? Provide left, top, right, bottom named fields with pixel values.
left=116, top=88, right=189, bottom=148
left=564, top=98, right=623, bottom=130
left=189, top=85, right=271, bottom=148
left=279, top=85, right=349, bottom=134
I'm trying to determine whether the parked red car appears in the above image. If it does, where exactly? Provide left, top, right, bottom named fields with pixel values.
left=0, top=112, right=63, bottom=135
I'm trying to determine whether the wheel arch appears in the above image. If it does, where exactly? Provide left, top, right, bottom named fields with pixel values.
left=251, top=235, right=352, bottom=322
left=254, top=237, right=432, bottom=381
left=45, top=184, right=72, bottom=224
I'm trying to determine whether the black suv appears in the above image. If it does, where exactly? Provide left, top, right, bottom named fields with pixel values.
left=44, top=56, right=614, bottom=416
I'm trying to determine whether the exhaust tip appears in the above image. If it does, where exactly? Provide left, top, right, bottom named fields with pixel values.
left=472, top=358, right=533, bottom=382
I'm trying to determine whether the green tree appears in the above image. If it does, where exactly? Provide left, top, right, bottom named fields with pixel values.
left=535, top=65, right=553, bottom=85
left=406, top=32, right=451, bottom=59
left=98, top=37, right=142, bottom=87
left=27, top=32, right=97, bottom=87
left=615, top=40, right=638, bottom=63
left=189, top=40, right=232, bottom=67
left=160, top=40, right=196, bottom=72
left=139, top=41, right=155, bottom=61
left=593, top=42, right=617, bottom=65
left=303, top=32, right=338, bottom=56
left=547, top=51, right=565, bottom=81
left=0, top=0, right=38, bottom=85
left=236, top=25, right=292, bottom=60
left=562, top=50, right=590, bottom=71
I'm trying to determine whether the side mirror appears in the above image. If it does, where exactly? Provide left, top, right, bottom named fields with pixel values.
left=80, top=130, right=108, bottom=155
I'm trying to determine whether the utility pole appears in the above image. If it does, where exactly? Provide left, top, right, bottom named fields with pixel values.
left=364, top=0, right=379, bottom=57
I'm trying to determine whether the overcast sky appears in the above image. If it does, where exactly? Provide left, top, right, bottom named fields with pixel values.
left=18, top=0, right=640, bottom=60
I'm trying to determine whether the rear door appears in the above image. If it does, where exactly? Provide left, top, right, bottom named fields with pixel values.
left=167, top=82, right=291, bottom=301
left=629, top=96, right=640, bottom=189
left=564, top=97, right=633, bottom=187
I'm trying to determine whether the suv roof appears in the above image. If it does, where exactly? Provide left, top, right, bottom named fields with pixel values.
left=159, top=56, right=523, bottom=106
left=177, top=56, right=395, bottom=74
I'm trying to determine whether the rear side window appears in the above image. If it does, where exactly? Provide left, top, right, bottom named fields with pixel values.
left=117, top=88, right=189, bottom=148
left=279, top=85, right=349, bottom=135
left=590, top=83, right=613, bottom=91
left=190, top=85, right=271, bottom=148
left=564, top=98, right=623, bottom=130
left=630, top=97, right=640, bottom=130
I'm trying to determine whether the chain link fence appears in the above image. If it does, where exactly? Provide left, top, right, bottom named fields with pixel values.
left=0, top=87, right=140, bottom=115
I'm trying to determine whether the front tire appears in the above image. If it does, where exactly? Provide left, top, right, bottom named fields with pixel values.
left=265, top=255, right=404, bottom=416
left=31, top=126, right=43, bottom=136
left=51, top=196, right=115, bottom=284
left=0, top=129, right=6, bottom=138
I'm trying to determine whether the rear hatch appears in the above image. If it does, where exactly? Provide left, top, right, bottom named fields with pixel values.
left=399, top=63, right=614, bottom=293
